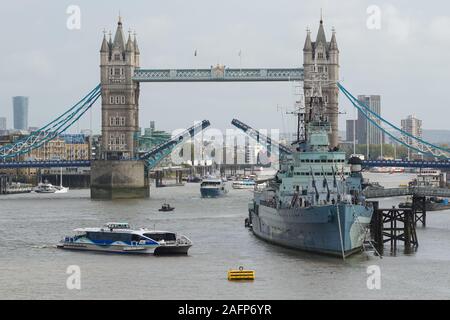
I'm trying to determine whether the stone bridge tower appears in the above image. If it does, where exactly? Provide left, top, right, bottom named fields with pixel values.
left=303, top=16, right=339, bottom=148
left=100, top=17, right=140, bottom=160
left=91, top=17, right=148, bottom=200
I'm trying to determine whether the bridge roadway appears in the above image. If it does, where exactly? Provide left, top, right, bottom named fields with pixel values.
left=362, top=159, right=450, bottom=169
left=0, top=160, right=91, bottom=169
left=363, top=186, right=450, bottom=199
left=2, top=158, right=450, bottom=170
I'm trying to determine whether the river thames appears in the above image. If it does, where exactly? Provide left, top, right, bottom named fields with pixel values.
left=1, top=172, right=450, bottom=299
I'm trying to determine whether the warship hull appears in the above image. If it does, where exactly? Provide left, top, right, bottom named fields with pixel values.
left=249, top=203, right=373, bottom=257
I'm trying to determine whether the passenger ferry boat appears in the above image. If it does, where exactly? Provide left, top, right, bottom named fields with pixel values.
left=232, top=178, right=256, bottom=189
left=35, top=181, right=57, bottom=193
left=57, top=222, right=192, bottom=255
left=246, top=80, right=373, bottom=258
left=200, top=177, right=228, bottom=197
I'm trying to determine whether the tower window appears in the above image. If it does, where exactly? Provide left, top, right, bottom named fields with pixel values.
left=114, top=54, right=121, bottom=61
left=318, top=52, right=324, bottom=59
left=109, top=95, right=126, bottom=105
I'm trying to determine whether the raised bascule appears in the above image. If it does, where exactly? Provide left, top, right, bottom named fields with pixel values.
left=1, top=15, right=450, bottom=199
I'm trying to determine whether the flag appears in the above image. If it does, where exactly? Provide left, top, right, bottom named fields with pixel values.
left=238, top=50, right=242, bottom=57
left=194, top=49, right=197, bottom=57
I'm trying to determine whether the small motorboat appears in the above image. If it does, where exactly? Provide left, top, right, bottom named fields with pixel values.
left=159, top=203, right=175, bottom=212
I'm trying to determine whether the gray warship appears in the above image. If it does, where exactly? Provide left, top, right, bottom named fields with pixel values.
left=246, top=80, right=373, bottom=258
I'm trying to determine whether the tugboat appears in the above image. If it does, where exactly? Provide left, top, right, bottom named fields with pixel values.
left=159, top=203, right=175, bottom=212
left=57, top=222, right=192, bottom=254
left=246, top=79, right=373, bottom=258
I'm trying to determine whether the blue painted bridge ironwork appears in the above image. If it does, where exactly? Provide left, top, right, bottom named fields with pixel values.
left=133, top=67, right=304, bottom=82
left=362, top=159, right=450, bottom=169
left=0, top=160, right=91, bottom=169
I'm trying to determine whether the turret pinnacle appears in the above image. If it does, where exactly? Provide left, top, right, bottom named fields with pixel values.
left=303, top=28, right=312, bottom=51
left=134, top=33, right=140, bottom=54
left=100, top=32, right=109, bottom=53
left=329, top=28, right=338, bottom=51
left=126, top=33, right=134, bottom=52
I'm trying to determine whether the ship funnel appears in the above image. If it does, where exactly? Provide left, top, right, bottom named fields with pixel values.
left=348, top=156, right=362, bottom=173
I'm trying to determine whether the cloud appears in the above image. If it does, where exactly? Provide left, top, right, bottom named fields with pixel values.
left=384, top=4, right=412, bottom=43
left=429, top=16, right=450, bottom=41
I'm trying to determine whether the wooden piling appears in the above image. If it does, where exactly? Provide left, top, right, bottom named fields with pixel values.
left=412, top=196, right=426, bottom=227
left=368, top=202, right=418, bottom=256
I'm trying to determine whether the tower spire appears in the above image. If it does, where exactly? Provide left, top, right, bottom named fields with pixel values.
left=303, top=27, right=312, bottom=51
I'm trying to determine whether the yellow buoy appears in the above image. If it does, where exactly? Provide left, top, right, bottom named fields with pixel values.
left=227, top=266, right=255, bottom=280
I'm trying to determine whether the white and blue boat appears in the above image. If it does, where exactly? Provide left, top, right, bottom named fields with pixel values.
left=200, top=177, right=228, bottom=198
left=232, top=178, right=256, bottom=189
left=57, top=222, right=192, bottom=255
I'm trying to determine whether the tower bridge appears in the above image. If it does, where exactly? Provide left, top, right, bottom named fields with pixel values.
left=1, top=15, right=448, bottom=199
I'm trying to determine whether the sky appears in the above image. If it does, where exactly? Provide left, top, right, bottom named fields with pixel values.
left=0, top=0, right=449, bottom=135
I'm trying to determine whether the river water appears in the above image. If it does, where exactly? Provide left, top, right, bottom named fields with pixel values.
left=1, top=172, right=450, bottom=299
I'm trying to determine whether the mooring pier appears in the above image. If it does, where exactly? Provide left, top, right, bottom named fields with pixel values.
left=368, top=200, right=426, bottom=255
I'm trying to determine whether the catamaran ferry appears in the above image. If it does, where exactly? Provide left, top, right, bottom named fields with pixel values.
left=57, top=222, right=192, bottom=255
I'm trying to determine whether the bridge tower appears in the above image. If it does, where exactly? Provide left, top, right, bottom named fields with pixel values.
left=100, top=16, right=140, bottom=160
left=91, top=17, right=149, bottom=199
left=303, top=16, right=339, bottom=148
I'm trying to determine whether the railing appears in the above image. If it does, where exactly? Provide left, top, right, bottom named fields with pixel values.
left=362, top=159, right=450, bottom=169
left=363, top=186, right=450, bottom=198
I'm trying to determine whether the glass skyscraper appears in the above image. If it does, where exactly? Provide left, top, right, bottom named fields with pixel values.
left=356, top=95, right=384, bottom=145
left=12, top=96, right=28, bottom=130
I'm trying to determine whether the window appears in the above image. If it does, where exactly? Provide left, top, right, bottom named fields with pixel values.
left=120, top=117, right=125, bottom=126
left=114, top=54, right=121, bottom=61
left=109, top=95, right=126, bottom=105
left=114, top=68, right=120, bottom=76
left=318, top=52, right=324, bottom=59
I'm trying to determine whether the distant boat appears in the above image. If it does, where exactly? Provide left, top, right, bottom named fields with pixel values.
left=186, top=175, right=202, bottom=183
left=55, top=167, right=69, bottom=193
left=35, top=181, right=57, bottom=193
left=159, top=203, right=175, bottom=212
left=200, top=177, right=227, bottom=198
left=232, top=179, right=256, bottom=189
